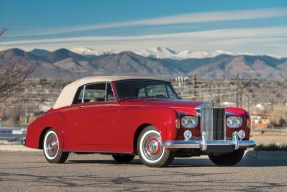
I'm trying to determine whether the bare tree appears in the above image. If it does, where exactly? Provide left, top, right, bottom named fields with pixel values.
left=0, top=28, right=6, bottom=38
left=0, top=28, right=34, bottom=104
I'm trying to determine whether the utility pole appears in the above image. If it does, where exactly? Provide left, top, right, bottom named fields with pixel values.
left=199, top=85, right=203, bottom=101
left=236, top=74, right=239, bottom=107
left=247, top=92, right=250, bottom=113
left=193, top=74, right=197, bottom=101
left=240, top=79, right=243, bottom=108
left=217, top=83, right=221, bottom=107
left=0, top=103, right=4, bottom=128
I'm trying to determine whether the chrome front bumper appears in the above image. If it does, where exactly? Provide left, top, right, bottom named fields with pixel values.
left=163, top=131, right=256, bottom=151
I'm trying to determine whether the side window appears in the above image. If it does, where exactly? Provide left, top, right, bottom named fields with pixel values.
left=106, top=83, right=116, bottom=102
left=73, top=85, right=85, bottom=104
left=85, top=83, right=106, bottom=102
left=72, top=83, right=116, bottom=104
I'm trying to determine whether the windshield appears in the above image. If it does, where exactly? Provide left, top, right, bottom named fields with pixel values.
left=115, top=80, right=179, bottom=100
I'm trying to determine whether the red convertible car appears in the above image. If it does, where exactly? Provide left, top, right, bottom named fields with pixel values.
left=25, top=76, right=255, bottom=167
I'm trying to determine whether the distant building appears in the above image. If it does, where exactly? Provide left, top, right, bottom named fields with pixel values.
left=250, top=114, right=271, bottom=129
left=175, top=76, right=189, bottom=82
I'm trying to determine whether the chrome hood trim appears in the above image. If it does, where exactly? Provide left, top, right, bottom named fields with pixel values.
left=195, top=102, right=212, bottom=115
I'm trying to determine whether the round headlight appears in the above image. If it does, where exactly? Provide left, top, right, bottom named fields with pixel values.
left=181, top=116, right=198, bottom=128
left=227, top=116, right=242, bottom=128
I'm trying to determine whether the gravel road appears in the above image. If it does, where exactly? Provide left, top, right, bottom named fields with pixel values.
left=0, top=151, right=286, bottom=191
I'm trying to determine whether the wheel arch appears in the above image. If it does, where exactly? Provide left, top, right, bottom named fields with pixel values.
left=39, top=127, right=52, bottom=149
left=135, top=124, right=175, bottom=167
left=133, top=123, right=152, bottom=154
left=39, top=126, right=64, bottom=150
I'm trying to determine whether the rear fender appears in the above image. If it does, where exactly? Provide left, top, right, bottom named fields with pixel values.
left=26, top=111, right=65, bottom=149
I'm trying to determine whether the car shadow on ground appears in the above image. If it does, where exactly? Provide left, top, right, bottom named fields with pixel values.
left=67, top=156, right=287, bottom=167
left=170, top=158, right=287, bottom=167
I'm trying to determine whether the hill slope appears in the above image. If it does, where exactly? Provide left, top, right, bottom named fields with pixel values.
left=1, top=48, right=286, bottom=80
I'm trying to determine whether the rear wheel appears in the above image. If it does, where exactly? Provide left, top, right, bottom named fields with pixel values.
left=137, top=126, right=175, bottom=167
left=112, top=154, right=135, bottom=163
left=43, top=129, right=69, bottom=163
left=208, top=149, right=245, bottom=166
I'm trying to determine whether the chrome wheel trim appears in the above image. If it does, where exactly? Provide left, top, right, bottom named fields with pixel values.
left=44, top=130, right=59, bottom=160
left=140, top=130, right=164, bottom=163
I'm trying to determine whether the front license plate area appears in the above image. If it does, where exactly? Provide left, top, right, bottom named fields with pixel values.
left=206, top=145, right=234, bottom=153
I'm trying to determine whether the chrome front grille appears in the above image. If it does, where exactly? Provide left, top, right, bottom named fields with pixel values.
left=200, top=108, right=225, bottom=140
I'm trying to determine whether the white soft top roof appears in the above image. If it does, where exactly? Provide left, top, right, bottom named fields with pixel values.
left=53, top=76, right=163, bottom=109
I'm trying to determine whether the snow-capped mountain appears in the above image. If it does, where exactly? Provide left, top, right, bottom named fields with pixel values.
left=71, top=46, right=235, bottom=59
left=2, top=48, right=287, bottom=81
left=70, top=46, right=261, bottom=60
left=209, top=50, right=234, bottom=57
left=136, top=47, right=177, bottom=59
left=176, top=50, right=209, bottom=59
left=71, top=47, right=119, bottom=56
left=136, top=47, right=235, bottom=59
left=71, top=47, right=101, bottom=56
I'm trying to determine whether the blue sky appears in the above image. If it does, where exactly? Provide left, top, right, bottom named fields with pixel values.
left=1, top=0, right=287, bottom=57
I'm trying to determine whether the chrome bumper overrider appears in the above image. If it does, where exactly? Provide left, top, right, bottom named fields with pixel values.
left=163, top=131, right=256, bottom=150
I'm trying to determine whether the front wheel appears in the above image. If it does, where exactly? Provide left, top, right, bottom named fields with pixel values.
left=137, top=126, right=175, bottom=167
left=208, top=149, right=245, bottom=166
left=43, top=129, right=69, bottom=163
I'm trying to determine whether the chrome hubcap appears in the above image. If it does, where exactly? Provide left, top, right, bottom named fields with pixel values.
left=148, top=140, right=159, bottom=153
left=142, top=132, right=163, bottom=161
left=45, top=133, right=59, bottom=158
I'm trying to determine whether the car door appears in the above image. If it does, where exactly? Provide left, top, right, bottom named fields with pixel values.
left=67, top=82, right=119, bottom=151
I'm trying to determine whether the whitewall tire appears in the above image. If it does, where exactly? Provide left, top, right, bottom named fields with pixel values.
left=43, top=129, right=69, bottom=163
left=137, top=126, right=174, bottom=167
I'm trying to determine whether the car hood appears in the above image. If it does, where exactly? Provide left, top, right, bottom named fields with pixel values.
left=120, top=99, right=206, bottom=114
left=119, top=99, right=247, bottom=116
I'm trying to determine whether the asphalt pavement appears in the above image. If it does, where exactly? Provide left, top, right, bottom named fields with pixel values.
left=0, top=150, right=286, bottom=191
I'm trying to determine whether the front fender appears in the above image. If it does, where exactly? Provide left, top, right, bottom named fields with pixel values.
left=128, top=107, right=178, bottom=140
left=116, top=106, right=179, bottom=152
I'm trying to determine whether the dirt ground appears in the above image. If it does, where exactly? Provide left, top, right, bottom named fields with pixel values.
left=251, top=130, right=287, bottom=145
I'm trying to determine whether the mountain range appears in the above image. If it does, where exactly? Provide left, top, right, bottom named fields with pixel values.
left=71, top=47, right=242, bottom=60
left=0, top=47, right=287, bottom=80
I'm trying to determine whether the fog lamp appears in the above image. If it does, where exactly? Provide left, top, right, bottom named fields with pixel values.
left=238, top=130, right=246, bottom=140
left=184, top=130, right=192, bottom=140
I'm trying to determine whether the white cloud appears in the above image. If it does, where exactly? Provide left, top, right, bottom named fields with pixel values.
left=142, top=8, right=287, bottom=25
left=10, top=8, right=287, bottom=37
left=3, top=26, right=287, bottom=45
left=2, top=26, right=287, bottom=57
